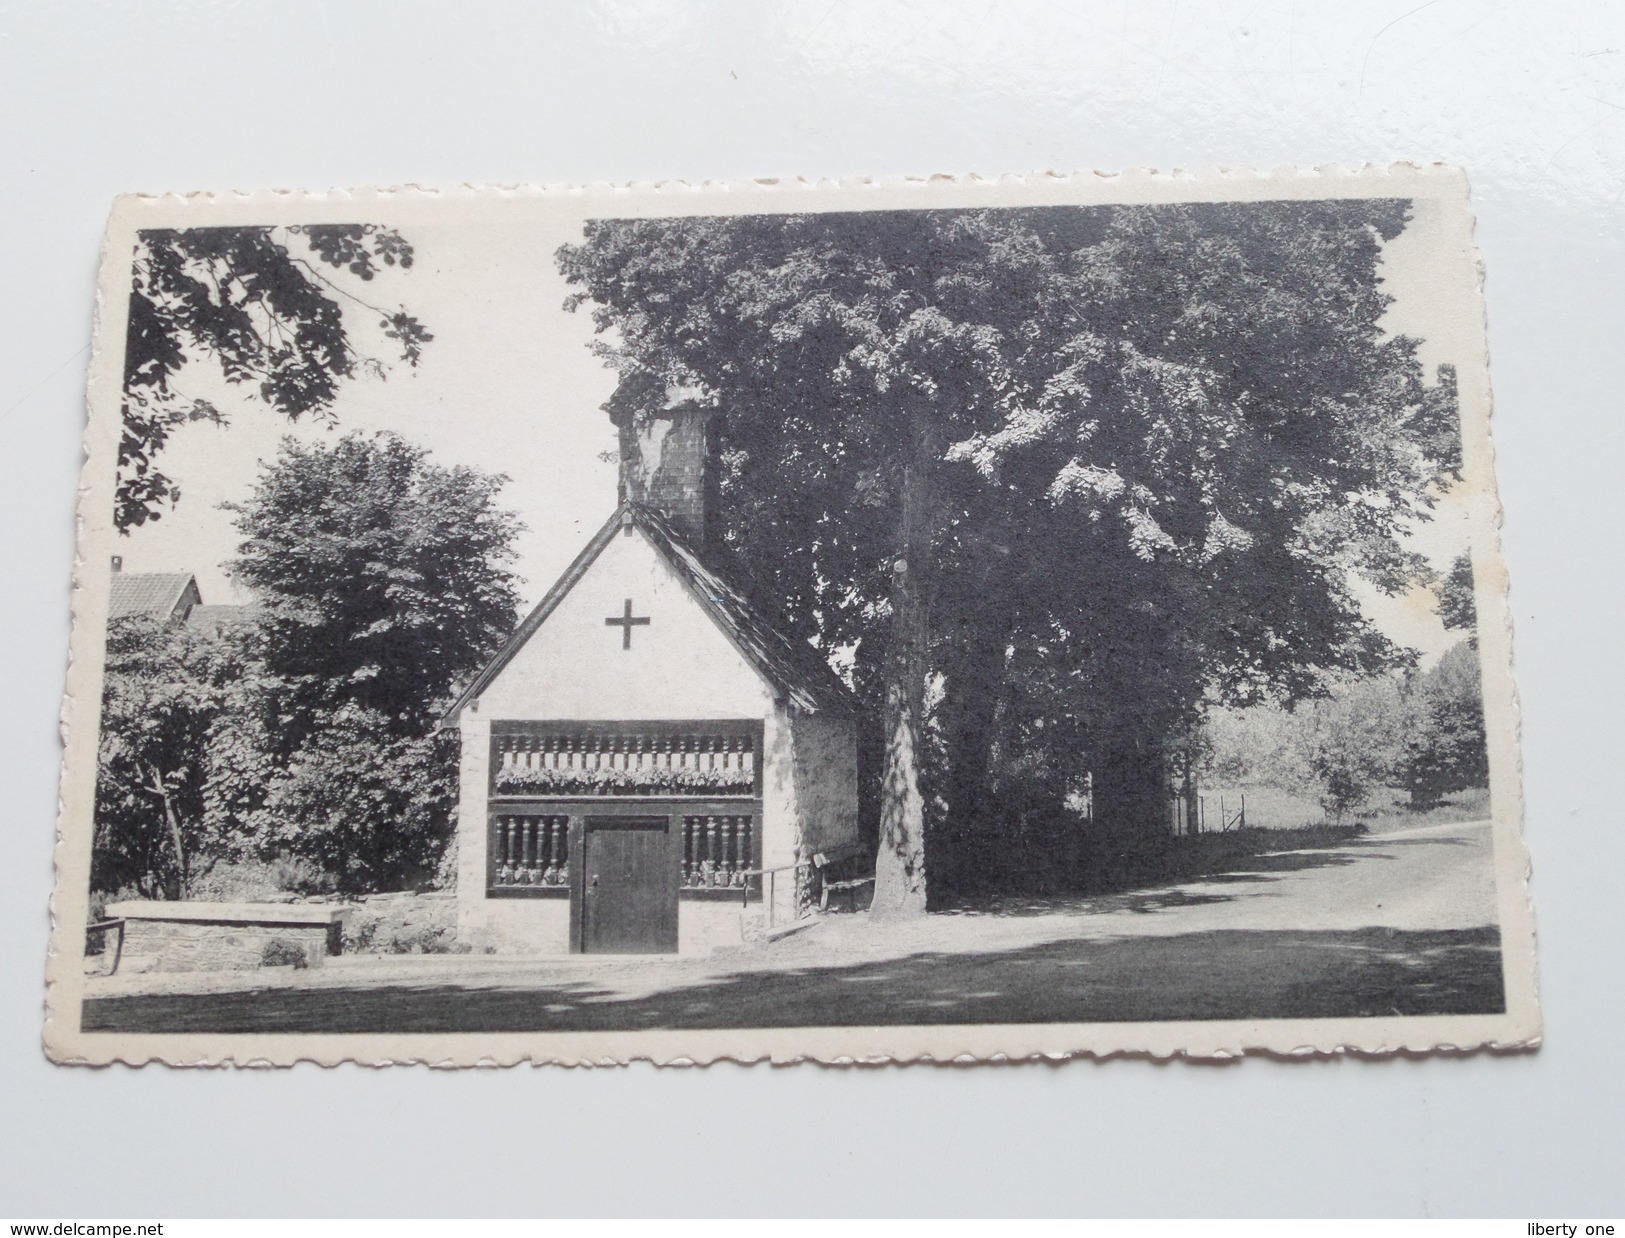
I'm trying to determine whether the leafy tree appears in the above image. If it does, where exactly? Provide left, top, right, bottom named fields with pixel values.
left=1438, top=550, right=1477, bottom=635
left=561, top=212, right=1026, bottom=914
left=195, top=654, right=285, bottom=864
left=1201, top=683, right=1401, bottom=820
left=225, top=431, right=522, bottom=747
left=212, top=431, right=521, bottom=887
left=1400, top=640, right=1489, bottom=806
left=120, top=224, right=431, bottom=532
left=94, top=615, right=246, bottom=897
left=1293, top=678, right=1412, bottom=820
left=1204, top=643, right=1489, bottom=819
left=252, top=703, right=460, bottom=894
left=557, top=201, right=1459, bottom=912
left=948, top=207, right=1457, bottom=849
left=1201, top=703, right=1305, bottom=788
left=96, top=431, right=521, bottom=897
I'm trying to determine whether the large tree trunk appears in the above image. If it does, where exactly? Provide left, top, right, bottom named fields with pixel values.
left=148, top=764, right=190, bottom=899
left=932, top=595, right=1014, bottom=898
left=1180, top=741, right=1199, bottom=836
left=871, top=460, right=930, bottom=919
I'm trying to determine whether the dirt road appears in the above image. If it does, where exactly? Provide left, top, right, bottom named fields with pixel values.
left=82, top=818, right=1507, bottom=1033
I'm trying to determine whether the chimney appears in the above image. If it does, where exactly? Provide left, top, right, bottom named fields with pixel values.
left=617, top=392, right=712, bottom=546
left=111, top=555, right=123, bottom=573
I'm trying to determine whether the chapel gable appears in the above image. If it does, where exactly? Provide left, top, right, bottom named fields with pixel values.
left=446, top=392, right=861, bottom=955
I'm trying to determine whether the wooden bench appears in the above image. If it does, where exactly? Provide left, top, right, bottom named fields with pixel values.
left=736, top=845, right=874, bottom=925
left=813, top=844, right=875, bottom=912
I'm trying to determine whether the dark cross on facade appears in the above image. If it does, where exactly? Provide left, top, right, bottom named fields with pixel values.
left=605, top=598, right=651, bottom=649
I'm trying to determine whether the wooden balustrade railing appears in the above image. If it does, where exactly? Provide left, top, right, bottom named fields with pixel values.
left=681, top=815, right=754, bottom=889
left=488, top=813, right=758, bottom=895
left=492, top=732, right=757, bottom=796
left=491, top=814, right=571, bottom=888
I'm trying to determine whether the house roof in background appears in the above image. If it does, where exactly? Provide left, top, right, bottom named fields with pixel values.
left=107, top=572, right=200, bottom=620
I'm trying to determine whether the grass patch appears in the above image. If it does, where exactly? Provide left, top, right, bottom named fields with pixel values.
left=1159, top=822, right=1369, bottom=882
left=1198, top=784, right=1491, bottom=833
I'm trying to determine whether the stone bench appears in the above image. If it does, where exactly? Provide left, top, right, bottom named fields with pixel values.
left=101, top=901, right=353, bottom=974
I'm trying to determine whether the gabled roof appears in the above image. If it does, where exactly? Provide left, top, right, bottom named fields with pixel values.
left=107, top=572, right=200, bottom=620
left=443, top=502, right=856, bottom=725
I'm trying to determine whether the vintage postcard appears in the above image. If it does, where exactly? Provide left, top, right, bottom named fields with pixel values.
left=45, top=166, right=1537, bottom=1065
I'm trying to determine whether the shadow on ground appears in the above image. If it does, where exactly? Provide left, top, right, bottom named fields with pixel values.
left=935, top=827, right=1469, bottom=919
left=82, top=925, right=1505, bottom=1035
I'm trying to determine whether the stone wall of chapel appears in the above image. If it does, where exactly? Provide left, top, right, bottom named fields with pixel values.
left=473, top=528, right=772, bottom=722
left=461, top=898, right=571, bottom=954
left=455, top=717, right=492, bottom=942
left=760, top=707, right=798, bottom=875
left=461, top=897, right=753, bottom=956
left=758, top=705, right=860, bottom=924
left=788, top=710, right=861, bottom=858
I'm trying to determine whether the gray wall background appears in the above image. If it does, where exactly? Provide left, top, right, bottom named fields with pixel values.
left=2, top=1, right=1619, bottom=1217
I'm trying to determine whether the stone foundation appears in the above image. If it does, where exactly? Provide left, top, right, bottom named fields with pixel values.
left=461, top=894, right=766, bottom=955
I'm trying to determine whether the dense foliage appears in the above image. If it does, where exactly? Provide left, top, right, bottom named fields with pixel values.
left=94, top=616, right=247, bottom=898
left=94, top=433, right=519, bottom=898
left=1437, top=550, right=1478, bottom=635
left=1399, top=640, right=1490, bottom=807
left=1203, top=639, right=1490, bottom=819
left=557, top=201, right=1462, bottom=908
left=225, top=431, right=522, bottom=747
left=249, top=704, right=462, bottom=893
left=120, top=224, right=431, bottom=532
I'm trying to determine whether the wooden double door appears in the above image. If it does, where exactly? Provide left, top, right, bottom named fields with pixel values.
left=574, top=816, right=679, bottom=954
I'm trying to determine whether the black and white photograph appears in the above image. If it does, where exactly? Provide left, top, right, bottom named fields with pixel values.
left=45, top=170, right=1535, bottom=1063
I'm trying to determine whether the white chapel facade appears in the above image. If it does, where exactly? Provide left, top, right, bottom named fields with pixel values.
left=442, top=404, right=860, bottom=955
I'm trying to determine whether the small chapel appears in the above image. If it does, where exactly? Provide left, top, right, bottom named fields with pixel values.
left=442, top=400, right=861, bottom=955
